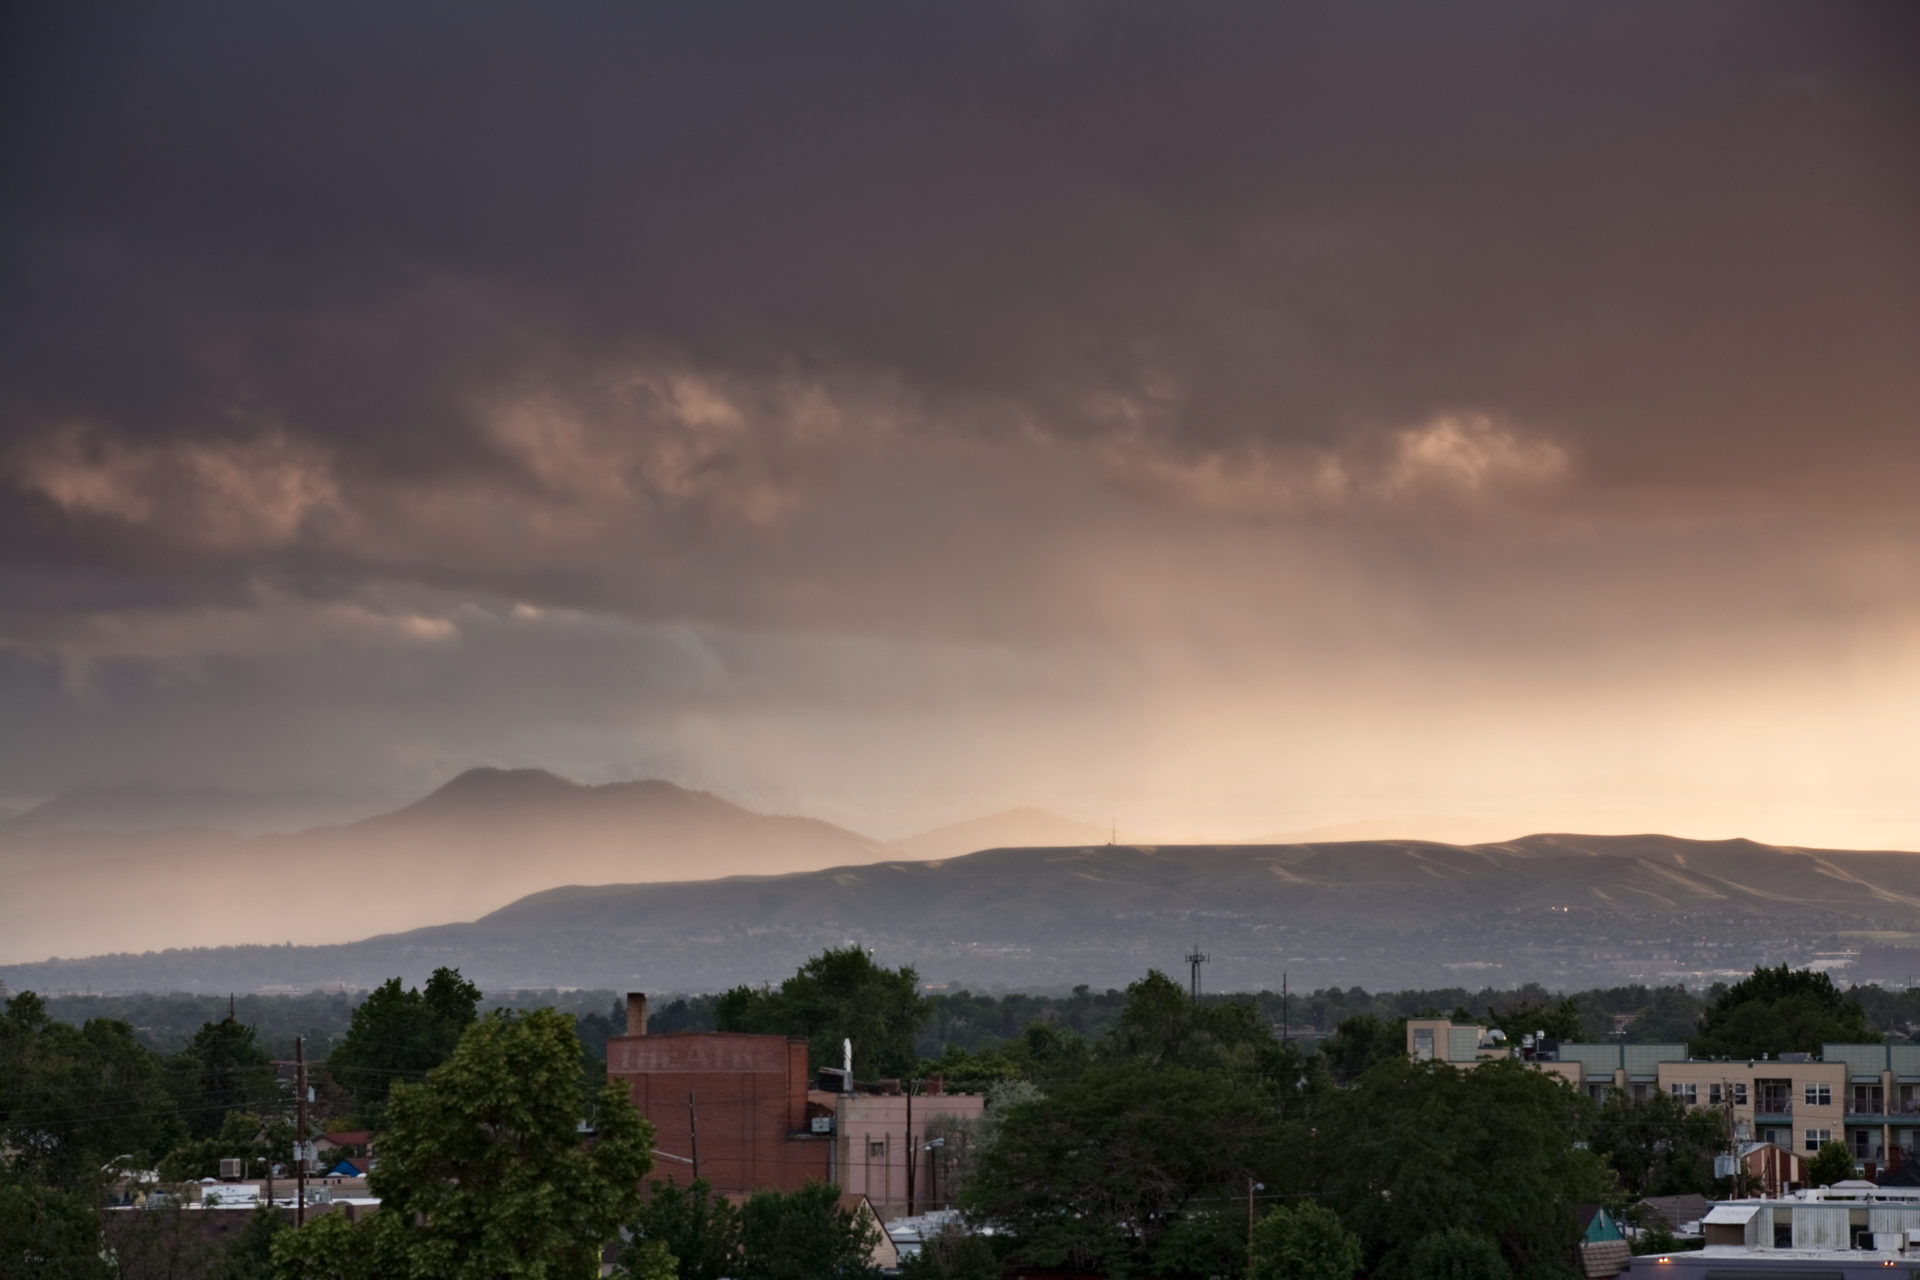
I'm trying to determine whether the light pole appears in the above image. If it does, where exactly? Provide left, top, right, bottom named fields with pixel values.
left=1247, top=1178, right=1265, bottom=1270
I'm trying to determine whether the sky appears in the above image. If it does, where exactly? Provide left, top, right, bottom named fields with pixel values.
left=2, top=2, right=1918, bottom=847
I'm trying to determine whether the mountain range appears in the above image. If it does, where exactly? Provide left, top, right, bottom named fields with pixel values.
left=0, top=769, right=1104, bottom=964
left=8, top=812, right=1920, bottom=997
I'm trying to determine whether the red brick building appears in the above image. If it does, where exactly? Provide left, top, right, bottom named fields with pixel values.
left=606, top=993, right=832, bottom=1193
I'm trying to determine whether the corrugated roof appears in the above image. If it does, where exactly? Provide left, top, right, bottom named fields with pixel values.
left=1702, top=1204, right=1760, bottom=1225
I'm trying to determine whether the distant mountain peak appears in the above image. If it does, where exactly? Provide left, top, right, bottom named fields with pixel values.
left=424, top=767, right=582, bottom=802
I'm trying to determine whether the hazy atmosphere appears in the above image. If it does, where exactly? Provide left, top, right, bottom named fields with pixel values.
left=4, top=3, right=1920, bottom=961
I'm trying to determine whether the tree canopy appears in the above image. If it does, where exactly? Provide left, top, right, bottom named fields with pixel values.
left=1313, top=1057, right=1604, bottom=1280
left=962, top=1060, right=1285, bottom=1275
left=0, top=1178, right=112, bottom=1280
left=325, top=966, right=481, bottom=1125
left=272, top=1006, right=653, bottom=1279
left=1587, top=1089, right=1726, bottom=1199
left=0, top=991, right=184, bottom=1192
left=715, top=946, right=928, bottom=1077
left=736, top=1182, right=882, bottom=1280
left=1807, top=1140, right=1856, bottom=1188
left=172, top=1012, right=277, bottom=1140
left=1104, top=971, right=1276, bottom=1071
left=1693, top=966, right=1876, bottom=1058
left=619, top=1177, right=882, bottom=1280
left=1252, top=1201, right=1364, bottom=1280
left=622, top=1177, right=741, bottom=1280
left=1405, top=1229, right=1511, bottom=1280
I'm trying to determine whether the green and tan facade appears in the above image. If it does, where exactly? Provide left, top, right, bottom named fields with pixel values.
left=1407, top=1019, right=1920, bottom=1168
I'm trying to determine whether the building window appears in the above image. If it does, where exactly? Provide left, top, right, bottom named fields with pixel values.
left=1413, top=1029, right=1435, bottom=1062
left=1805, top=1084, right=1832, bottom=1107
left=1709, top=1083, right=1722, bottom=1105
left=1671, top=1083, right=1697, bottom=1104
left=1732, top=1083, right=1748, bottom=1106
left=1805, top=1128, right=1833, bottom=1152
left=868, top=1140, right=886, bottom=1158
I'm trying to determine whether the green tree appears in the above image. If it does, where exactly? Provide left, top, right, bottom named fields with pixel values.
left=0, top=991, right=183, bottom=1192
left=1587, top=1089, right=1725, bottom=1198
left=961, top=1061, right=1284, bottom=1275
left=270, top=1211, right=400, bottom=1280
left=1405, top=1229, right=1509, bottom=1280
left=616, top=1238, right=679, bottom=1280
left=271, top=1007, right=653, bottom=1279
left=1314, top=1058, right=1604, bottom=1280
left=715, top=947, right=928, bottom=1077
left=0, top=1178, right=111, bottom=1280
left=736, top=1181, right=881, bottom=1280
left=1153, top=1210, right=1246, bottom=1280
left=1624, top=988, right=1704, bottom=1043
left=1250, top=1201, right=1363, bottom=1280
left=326, top=967, right=481, bottom=1126
left=897, top=1223, right=1000, bottom=1280
left=1692, top=966, right=1875, bottom=1058
left=1485, top=998, right=1584, bottom=1043
left=1319, top=1014, right=1407, bottom=1083
left=173, top=1012, right=276, bottom=1140
left=157, top=1109, right=293, bottom=1184
left=213, top=1204, right=287, bottom=1280
left=1808, top=1139, right=1856, bottom=1188
left=622, top=1177, right=741, bottom=1280
left=101, top=1192, right=229, bottom=1280
left=1103, top=971, right=1278, bottom=1073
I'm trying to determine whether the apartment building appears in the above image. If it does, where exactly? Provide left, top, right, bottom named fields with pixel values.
left=1406, top=1020, right=1917, bottom=1168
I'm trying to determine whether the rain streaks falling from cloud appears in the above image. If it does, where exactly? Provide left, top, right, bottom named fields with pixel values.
left=0, top=2, right=1917, bottom=846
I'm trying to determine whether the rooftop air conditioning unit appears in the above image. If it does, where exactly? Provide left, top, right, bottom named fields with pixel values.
left=811, top=1116, right=834, bottom=1134
left=218, top=1158, right=243, bottom=1180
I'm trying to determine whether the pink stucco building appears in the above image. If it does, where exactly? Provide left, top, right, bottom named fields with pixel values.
left=829, top=1086, right=985, bottom=1218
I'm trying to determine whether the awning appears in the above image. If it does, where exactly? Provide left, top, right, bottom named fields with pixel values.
left=1701, top=1205, right=1761, bottom=1225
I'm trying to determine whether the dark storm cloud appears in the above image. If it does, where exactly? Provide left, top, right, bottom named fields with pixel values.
left=6, top=4, right=1915, bottom=488
left=2, top=2, right=1918, bottom=835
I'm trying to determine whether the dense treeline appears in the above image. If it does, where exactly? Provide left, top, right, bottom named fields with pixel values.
left=39, top=972, right=1920, bottom=1070
left=2, top=956, right=1898, bottom=1279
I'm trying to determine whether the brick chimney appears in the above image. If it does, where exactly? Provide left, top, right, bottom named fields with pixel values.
left=625, top=992, right=649, bottom=1036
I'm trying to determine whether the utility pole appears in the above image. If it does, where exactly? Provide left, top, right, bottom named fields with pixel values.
left=1247, top=1175, right=1256, bottom=1269
left=687, top=1091, right=700, bottom=1180
left=904, top=1077, right=916, bottom=1216
left=1186, top=944, right=1209, bottom=1002
left=1724, top=1079, right=1746, bottom=1198
left=295, top=1036, right=307, bottom=1227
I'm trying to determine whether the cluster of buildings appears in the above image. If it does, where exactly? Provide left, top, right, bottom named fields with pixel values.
left=1410, top=1018, right=1920, bottom=1181
left=1414, top=1018, right=1920, bottom=1277
left=104, top=992, right=984, bottom=1274
left=605, top=992, right=985, bottom=1220
left=1625, top=1184, right=1920, bottom=1280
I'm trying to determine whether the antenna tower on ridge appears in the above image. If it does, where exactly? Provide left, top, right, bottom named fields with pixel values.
left=1185, top=944, right=1209, bottom=1001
